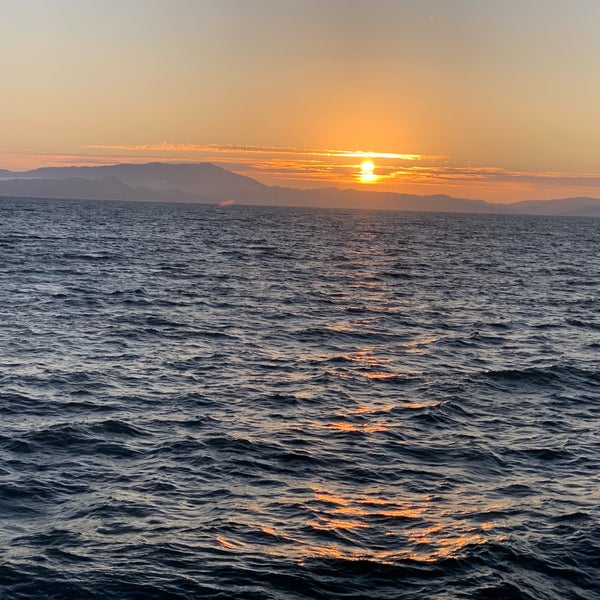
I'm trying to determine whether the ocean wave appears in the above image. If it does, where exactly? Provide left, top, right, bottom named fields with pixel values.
left=0, top=200, right=598, bottom=599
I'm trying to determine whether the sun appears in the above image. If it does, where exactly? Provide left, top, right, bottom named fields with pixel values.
left=359, top=160, right=378, bottom=183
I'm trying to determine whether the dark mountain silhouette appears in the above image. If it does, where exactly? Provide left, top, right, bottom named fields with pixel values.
left=264, top=186, right=495, bottom=213
left=1, top=162, right=599, bottom=217
left=506, top=197, right=600, bottom=216
left=22, top=162, right=268, bottom=196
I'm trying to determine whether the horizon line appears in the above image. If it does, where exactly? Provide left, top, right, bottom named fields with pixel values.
left=2, top=160, right=600, bottom=206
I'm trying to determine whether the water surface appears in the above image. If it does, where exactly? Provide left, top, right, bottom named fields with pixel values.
left=0, top=198, right=598, bottom=599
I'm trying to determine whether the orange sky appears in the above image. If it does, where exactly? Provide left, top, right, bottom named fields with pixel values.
left=3, top=0, right=600, bottom=202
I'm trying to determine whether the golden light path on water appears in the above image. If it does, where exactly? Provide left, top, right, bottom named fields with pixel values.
left=215, top=485, right=507, bottom=565
left=211, top=343, right=506, bottom=567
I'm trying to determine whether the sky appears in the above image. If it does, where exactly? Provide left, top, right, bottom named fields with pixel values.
left=2, top=0, right=600, bottom=202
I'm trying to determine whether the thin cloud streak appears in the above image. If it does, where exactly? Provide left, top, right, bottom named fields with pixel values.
left=384, top=166, right=600, bottom=187
left=83, top=143, right=443, bottom=162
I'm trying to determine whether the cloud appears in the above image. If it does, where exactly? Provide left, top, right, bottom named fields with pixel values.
left=384, top=165, right=600, bottom=188
left=82, top=142, right=443, bottom=162
left=216, top=155, right=600, bottom=191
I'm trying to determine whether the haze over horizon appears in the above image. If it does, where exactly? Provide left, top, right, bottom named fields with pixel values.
left=3, top=0, right=600, bottom=202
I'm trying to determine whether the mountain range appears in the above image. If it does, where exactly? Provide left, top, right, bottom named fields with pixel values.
left=1, top=162, right=599, bottom=217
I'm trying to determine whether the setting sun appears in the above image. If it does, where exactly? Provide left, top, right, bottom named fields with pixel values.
left=360, top=160, right=378, bottom=183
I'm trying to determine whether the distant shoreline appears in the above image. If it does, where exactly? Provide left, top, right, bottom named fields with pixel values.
left=1, top=162, right=599, bottom=217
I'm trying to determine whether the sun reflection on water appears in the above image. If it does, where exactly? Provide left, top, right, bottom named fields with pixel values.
left=310, top=421, right=391, bottom=433
left=213, top=486, right=504, bottom=569
left=402, top=336, right=439, bottom=354
left=283, top=488, right=497, bottom=565
left=300, top=487, right=500, bottom=564
left=303, top=346, right=444, bottom=434
left=347, top=404, right=394, bottom=415
left=211, top=338, right=502, bottom=568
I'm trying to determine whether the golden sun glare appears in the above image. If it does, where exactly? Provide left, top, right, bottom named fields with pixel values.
left=359, top=160, right=378, bottom=183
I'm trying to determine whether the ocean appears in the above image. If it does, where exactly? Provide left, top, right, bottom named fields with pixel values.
left=0, top=197, right=598, bottom=599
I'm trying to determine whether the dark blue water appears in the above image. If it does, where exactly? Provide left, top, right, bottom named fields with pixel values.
left=0, top=197, right=599, bottom=600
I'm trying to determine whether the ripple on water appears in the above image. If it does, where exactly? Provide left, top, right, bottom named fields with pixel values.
left=0, top=199, right=598, bottom=599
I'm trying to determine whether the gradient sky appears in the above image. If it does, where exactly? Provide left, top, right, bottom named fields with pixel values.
left=2, top=0, right=600, bottom=201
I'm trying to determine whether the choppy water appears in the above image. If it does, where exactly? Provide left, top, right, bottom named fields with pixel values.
left=0, top=197, right=599, bottom=599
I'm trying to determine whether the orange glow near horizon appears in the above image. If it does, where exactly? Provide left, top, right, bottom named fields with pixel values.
left=3, top=145, right=600, bottom=203
left=3, top=3, right=600, bottom=202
